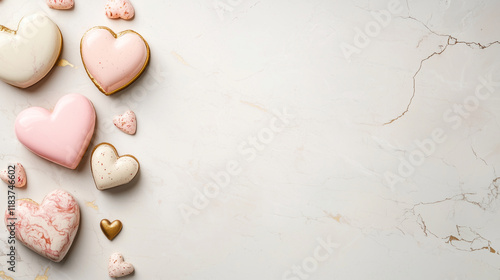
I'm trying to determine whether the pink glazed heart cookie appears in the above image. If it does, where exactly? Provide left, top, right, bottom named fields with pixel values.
left=105, top=0, right=135, bottom=20
left=47, top=0, right=74, bottom=9
left=0, top=163, right=27, bottom=188
left=80, top=26, right=150, bottom=95
left=113, top=110, right=137, bottom=135
left=4, top=190, right=80, bottom=262
left=15, top=94, right=96, bottom=169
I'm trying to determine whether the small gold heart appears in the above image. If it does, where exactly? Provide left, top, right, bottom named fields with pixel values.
left=100, top=219, right=123, bottom=240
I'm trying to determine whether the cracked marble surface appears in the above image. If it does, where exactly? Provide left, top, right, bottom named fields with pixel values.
left=0, top=0, right=499, bottom=279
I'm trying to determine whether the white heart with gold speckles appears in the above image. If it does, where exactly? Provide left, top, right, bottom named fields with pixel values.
left=91, top=143, right=139, bottom=190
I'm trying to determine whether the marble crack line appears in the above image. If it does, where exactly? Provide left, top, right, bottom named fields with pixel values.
left=384, top=16, right=500, bottom=125
left=405, top=175, right=500, bottom=215
left=445, top=225, right=499, bottom=255
left=383, top=42, right=450, bottom=125
left=471, top=145, right=489, bottom=166
left=411, top=208, right=499, bottom=254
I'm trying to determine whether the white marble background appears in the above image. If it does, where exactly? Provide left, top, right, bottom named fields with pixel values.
left=0, top=0, right=500, bottom=279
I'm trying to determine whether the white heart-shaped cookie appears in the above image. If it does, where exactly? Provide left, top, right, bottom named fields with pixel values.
left=108, top=252, right=134, bottom=278
left=91, top=143, right=139, bottom=190
left=0, top=13, right=62, bottom=88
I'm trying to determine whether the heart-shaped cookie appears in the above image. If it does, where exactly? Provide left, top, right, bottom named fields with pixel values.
left=47, top=0, right=74, bottom=9
left=100, top=219, right=123, bottom=240
left=109, top=253, right=134, bottom=278
left=105, top=0, right=135, bottom=20
left=91, top=143, right=140, bottom=190
left=0, top=13, right=62, bottom=88
left=4, top=189, right=80, bottom=262
left=80, top=26, right=150, bottom=95
left=15, top=94, right=96, bottom=169
left=113, top=110, right=137, bottom=135
left=0, top=163, right=27, bottom=188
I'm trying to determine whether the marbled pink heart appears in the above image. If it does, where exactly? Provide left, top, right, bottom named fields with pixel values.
left=47, top=0, right=74, bottom=9
left=105, top=0, right=135, bottom=20
left=15, top=93, right=96, bottom=169
left=0, top=163, right=27, bottom=188
left=81, top=27, right=149, bottom=95
left=109, top=252, right=134, bottom=278
left=4, top=189, right=80, bottom=262
left=113, top=110, right=137, bottom=135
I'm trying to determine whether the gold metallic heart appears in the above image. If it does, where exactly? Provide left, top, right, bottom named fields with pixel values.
left=100, top=219, right=123, bottom=240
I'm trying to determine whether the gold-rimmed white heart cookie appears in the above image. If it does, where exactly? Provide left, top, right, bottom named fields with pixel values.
left=0, top=13, right=62, bottom=88
left=90, top=143, right=140, bottom=190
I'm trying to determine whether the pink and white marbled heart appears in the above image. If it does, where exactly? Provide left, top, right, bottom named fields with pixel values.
left=4, top=190, right=80, bottom=262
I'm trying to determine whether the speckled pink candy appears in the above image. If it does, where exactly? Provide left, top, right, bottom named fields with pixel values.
left=47, top=0, right=74, bottom=9
left=105, top=0, right=135, bottom=20
left=0, top=163, right=27, bottom=188
left=109, top=252, right=134, bottom=278
left=113, top=110, right=137, bottom=135
left=4, top=190, right=80, bottom=262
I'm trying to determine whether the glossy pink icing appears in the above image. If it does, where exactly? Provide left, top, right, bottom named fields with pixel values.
left=4, top=189, right=80, bottom=262
left=0, top=163, right=27, bottom=188
left=81, top=28, right=148, bottom=94
left=15, top=94, right=96, bottom=169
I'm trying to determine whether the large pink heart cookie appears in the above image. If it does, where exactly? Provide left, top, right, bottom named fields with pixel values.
left=15, top=94, right=96, bottom=169
left=80, top=26, right=150, bottom=95
left=4, top=189, right=80, bottom=262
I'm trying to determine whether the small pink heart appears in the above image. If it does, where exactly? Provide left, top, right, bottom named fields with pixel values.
left=15, top=94, right=96, bottom=169
left=81, top=27, right=150, bottom=95
left=105, top=0, right=135, bottom=20
left=113, top=110, right=137, bottom=135
left=0, top=163, right=27, bottom=188
left=108, top=252, right=134, bottom=278
left=47, top=0, right=74, bottom=9
left=4, top=190, right=80, bottom=262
